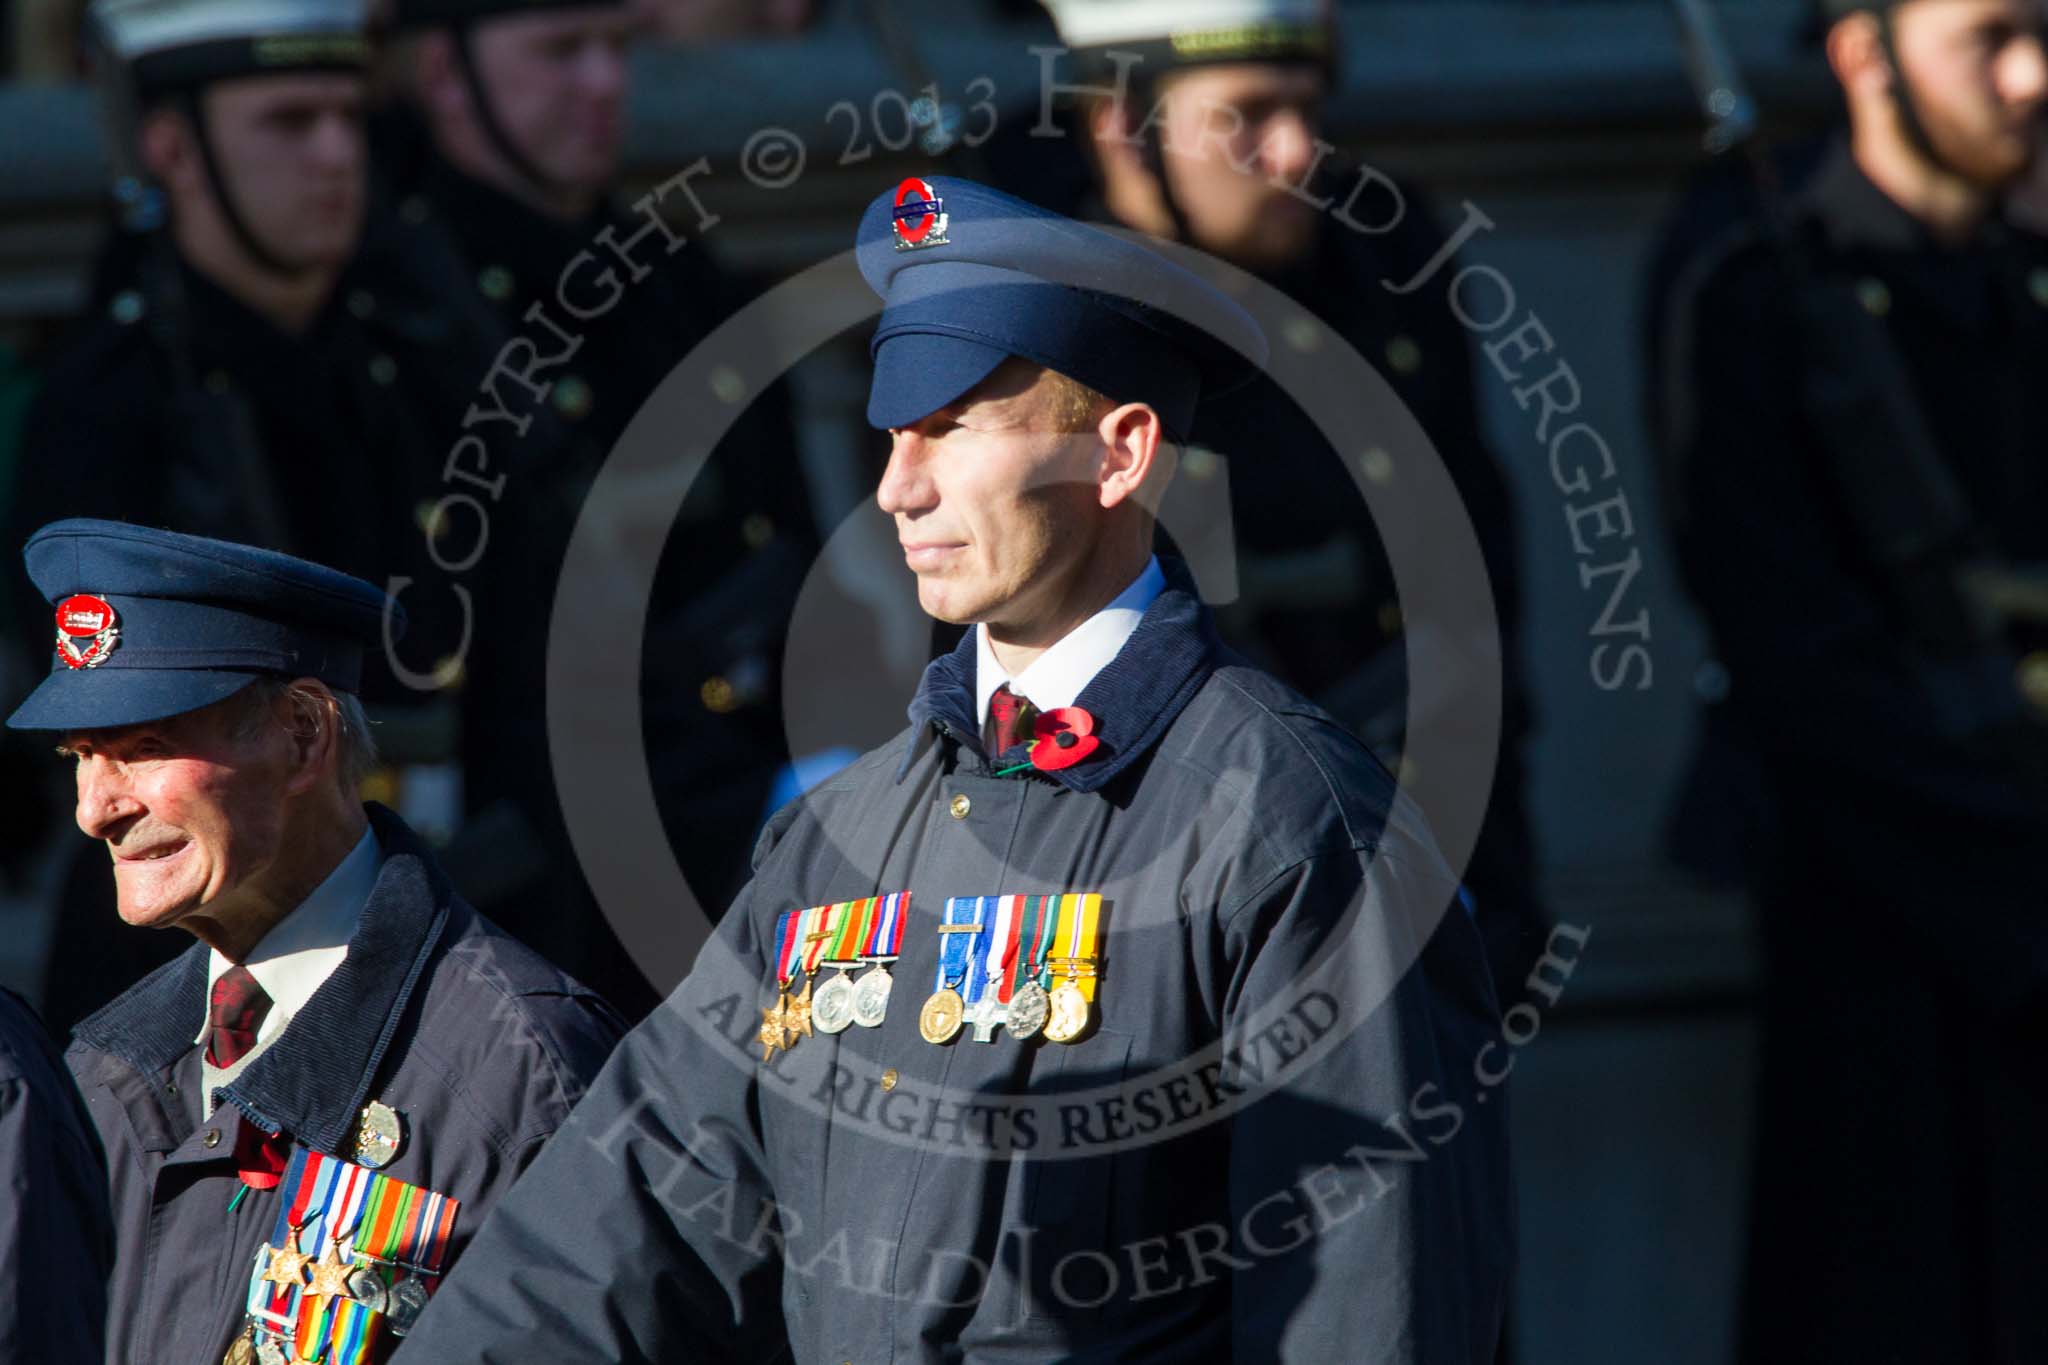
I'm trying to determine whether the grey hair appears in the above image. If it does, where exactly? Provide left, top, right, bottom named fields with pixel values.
left=230, top=678, right=381, bottom=791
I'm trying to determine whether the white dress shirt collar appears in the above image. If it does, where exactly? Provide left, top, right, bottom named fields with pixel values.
left=975, top=556, right=1166, bottom=725
left=196, top=826, right=379, bottom=1111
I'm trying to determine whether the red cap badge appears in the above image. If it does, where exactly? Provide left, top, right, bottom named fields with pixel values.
left=891, top=177, right=950, bottom=251
left=54, top=593, right=120, bottom=670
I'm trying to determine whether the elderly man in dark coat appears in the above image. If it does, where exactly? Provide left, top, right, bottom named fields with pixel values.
left=7, top=520, right=623, bottom=1365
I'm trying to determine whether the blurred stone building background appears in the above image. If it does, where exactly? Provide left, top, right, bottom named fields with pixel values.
left=0, top=2, right=1849, bottom=1359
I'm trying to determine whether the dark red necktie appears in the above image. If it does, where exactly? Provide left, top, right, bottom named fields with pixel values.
left=987, top=684, right=1036, bottom=755
left=205, top=965, right=272, bottom=1069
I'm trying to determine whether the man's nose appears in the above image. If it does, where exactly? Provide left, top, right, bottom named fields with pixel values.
left=313, top=111, right=363, bottom=170
left=876, top=430, right=937, bottom=516
left=2001, top=29, right=2048, bottom=109
left=580, top=41, right=629, bottom=102
left=1259, top=109, right=1318, bottom=185
left=75, top=758, right=140, bottom=840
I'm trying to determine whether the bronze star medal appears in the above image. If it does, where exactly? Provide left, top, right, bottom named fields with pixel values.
left=261, top=1223, right=313, bottom=1290
left=783, top=979, right=815, bottom=1043
left=758, top=991, right=791, bottom=1063
left=304, top=1237, right=353, bottom=1320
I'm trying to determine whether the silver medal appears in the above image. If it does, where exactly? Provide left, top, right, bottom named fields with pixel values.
left=964, top=993, right=1005, bottom=1043
left=1007, top=980, right=1051, bottom=1040
left=388, top=1274, right=430, bottom=1335
left=851, top=965, right=893, bottom=1028
left=354, top=1100, right=403, bottom=1169
left=346, top=1264, right=388, bottom=1313
left=812, top=972, right=856, bottom=1034
left=255, top=1337, right=288, bottom=1365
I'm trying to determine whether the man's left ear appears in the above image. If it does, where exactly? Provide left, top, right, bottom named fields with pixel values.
left=1096, top=401, right=1166, bottom=510
left=279, top=681, right=339, bottom=795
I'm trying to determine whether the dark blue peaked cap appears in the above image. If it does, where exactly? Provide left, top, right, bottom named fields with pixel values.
left=857, top=176, right=1267, bottom=434
left=6, top=519, right=404, bottom=733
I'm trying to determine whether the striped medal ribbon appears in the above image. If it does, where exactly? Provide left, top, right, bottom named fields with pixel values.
left=852, top=892, right=910, bottom=1028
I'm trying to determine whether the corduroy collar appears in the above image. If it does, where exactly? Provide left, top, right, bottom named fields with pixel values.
left=71, top=804, right=456, bottom=1155
left=901, top=556, right=1225, bottom=793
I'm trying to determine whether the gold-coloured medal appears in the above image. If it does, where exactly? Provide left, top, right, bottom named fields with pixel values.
left=919, top=987, right=965, bottom=1044
left=758, top=992, right=791, bottom=1063
left=261, top=1224, right=312, bottom=1289
left=784, top=979, right=816, bottom=1042
left=1042, top=981, right=1091, bottom=1043
left=304, top=1238, right=353, bottom=1320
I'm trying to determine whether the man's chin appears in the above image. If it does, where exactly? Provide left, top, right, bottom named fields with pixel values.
left=112, top=897, right=199, bottom=932
left=1206, top=204, right=1317, bottom=271
left=913, top=581, right=988, bottom=628
left=547, top=148, right=618, bottom=198
left=109, top=862, right=206, bottom=930
left=277, top=240, right=358, bottom=275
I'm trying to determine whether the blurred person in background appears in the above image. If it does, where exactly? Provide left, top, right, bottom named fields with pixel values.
left=367, top=0, right=821, bottom=1019
left=1658, top=1, right=2048, bottom=1359
left=1025, top=0, right=1546, bottom=1002
left=7, top=0, right=88, bottom=78
left=5, top=0, right=476, bottom=1033
left=629, top=0, right=812, bottom=43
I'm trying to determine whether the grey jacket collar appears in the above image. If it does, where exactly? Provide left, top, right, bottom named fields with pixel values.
left=72, top=804, right=455, bottom=1155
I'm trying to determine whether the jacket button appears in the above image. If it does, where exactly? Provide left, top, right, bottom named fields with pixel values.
left=880, top=1069, right=899, bottom=1092
left=949, top=794, right=971, bottom=820
left=203, top=1128, right=221, bottom=1148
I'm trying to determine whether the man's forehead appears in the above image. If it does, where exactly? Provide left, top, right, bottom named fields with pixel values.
left=937, top=361, right=1084, bottom=425
left=64, top=716, right=173, bottom=749
left=1899, top=0, right=2048, bottom=24
left=1162, top=60, right=1326, bottom=104
left=64, top=693, right=244, bottom=749
left=208, top=69, right=367, bottom=111
left=487, top=5, right=638, bottom=43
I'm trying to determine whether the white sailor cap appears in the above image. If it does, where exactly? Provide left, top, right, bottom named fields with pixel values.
left=90, top=0, right=369, bottom=96
left=1040, top=0, right=1332, bottom=67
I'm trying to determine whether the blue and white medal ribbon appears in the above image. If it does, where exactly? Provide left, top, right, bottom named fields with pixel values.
left=920, top=896, right=986, bottom=1043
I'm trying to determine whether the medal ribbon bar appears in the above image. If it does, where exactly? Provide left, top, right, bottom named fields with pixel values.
left=252, top=1146, right=460, bottom=1365
left=799, top=903, right=835, bottom=976
left=1014, top=894, right=1059, bottom=993
left=863, top=891, right=909, bottom=961
left=988, top=895, right=1025, bottom=1006
left=1051, top=894, right=1104, bottom=1002
left=826, top=897, right=873, bottom=965
left=773, top=909, right=802, bottom=987
left=960, top=896, right=1015, bottom=1040
left=936, top=896, right=985, bottom=992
